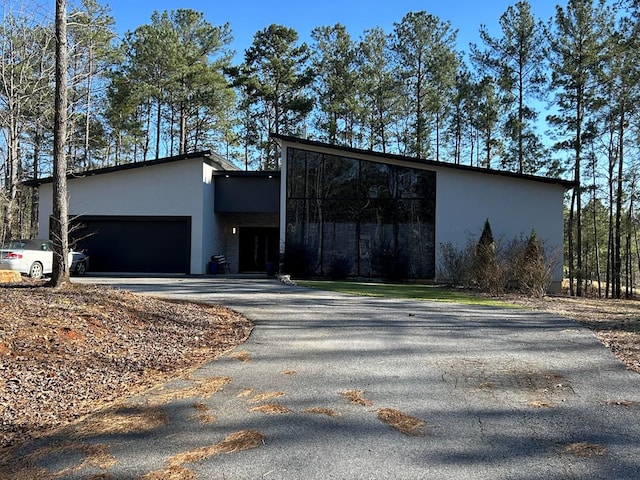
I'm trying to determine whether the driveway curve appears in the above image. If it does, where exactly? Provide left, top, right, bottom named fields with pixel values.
left=49, top=277, right=640, bottom=479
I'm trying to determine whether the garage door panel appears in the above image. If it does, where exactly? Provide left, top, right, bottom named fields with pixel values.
left=69, top=216, right=191, bottom=273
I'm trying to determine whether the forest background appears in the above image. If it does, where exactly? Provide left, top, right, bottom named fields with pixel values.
left=0, top=0, right=638, bottom=298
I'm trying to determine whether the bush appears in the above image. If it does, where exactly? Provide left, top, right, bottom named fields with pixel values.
left=282, top=244, right=315, bottom=278
left=372, top=244, right=409, bottom=281
left=510, top=230, right=556, bottom=297
left=328, top=255, right=353, bottom=280
left=471, top=219, right=507, bottom=295
left=437, top=223, right=557, bottom=297
left=437, top=242, right=472, bottom=286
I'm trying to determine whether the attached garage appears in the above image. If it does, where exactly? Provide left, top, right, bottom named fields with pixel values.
left=31, top=151, right=237, bottom=275
left=70, top=216, right=191, bottom=274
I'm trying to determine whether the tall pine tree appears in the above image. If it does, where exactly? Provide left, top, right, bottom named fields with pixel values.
left=548, top=0, right=613, bottom=296
left=471, top=1, right=547, bottom=174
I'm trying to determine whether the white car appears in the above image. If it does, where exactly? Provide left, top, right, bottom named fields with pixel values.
left=0, top=239, right=89, bottom=279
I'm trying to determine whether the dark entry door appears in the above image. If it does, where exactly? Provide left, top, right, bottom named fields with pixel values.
left=238, top=227, right=279, bottom=272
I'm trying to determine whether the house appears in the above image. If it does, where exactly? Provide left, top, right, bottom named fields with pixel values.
left=32, top=151, right=280, bottom=276
left=30, top=136, right=573, bottom=291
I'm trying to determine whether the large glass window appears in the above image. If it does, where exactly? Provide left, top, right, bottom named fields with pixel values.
left=285, top=147, right=436, bottom=279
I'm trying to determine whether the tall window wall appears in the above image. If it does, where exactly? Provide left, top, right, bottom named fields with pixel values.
left=285, top=147, right=436, bottom=279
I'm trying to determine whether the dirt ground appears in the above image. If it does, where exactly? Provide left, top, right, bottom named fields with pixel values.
left=0, top=281, right=638, bottom=460
left=0, top=282, right=252, bottom=454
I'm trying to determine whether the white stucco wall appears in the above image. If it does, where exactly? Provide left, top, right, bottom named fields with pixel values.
left=434, top=167, right=566, bottom=287
left=38, top=157, right=215, bottom=274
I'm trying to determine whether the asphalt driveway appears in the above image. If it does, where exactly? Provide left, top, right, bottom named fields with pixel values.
left=35, top=277, right=640, bottom=479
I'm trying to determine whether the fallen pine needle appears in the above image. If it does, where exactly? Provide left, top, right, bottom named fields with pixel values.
left=377, top=408, right=426, bottom=437
left=248, top=391, right=285, bottom=404
left=165, top=430, right=266, bottom=470
left=248, top=404, right=291, bottom=414
left=341, top=390, right=372, bottom=407
left=228, top=351, right=251, bottom=362
left=305, top=407, right=341, bottom=418
left=564, top=442, right=607, bottom=457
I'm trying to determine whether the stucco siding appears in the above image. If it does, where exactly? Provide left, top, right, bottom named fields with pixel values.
left=435, top=167, right=565, bottom=285
left=38, top=157, right=211, bottom=274
left=198, top=162, right=215, bottom=273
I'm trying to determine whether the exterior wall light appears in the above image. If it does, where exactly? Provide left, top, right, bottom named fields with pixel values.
left=232, top=227, right=237, bottom=235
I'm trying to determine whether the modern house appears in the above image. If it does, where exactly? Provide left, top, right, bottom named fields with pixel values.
left=30, top=135, right=573, bottom=290
left=32, top=151, right=280, bottom=276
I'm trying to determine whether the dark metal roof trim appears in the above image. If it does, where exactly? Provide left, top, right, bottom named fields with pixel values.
left=212, top=170, right=280, bottom=178
left=23, top=150, right=240, bottom=187
left=271, top=133, right=576, bottom=189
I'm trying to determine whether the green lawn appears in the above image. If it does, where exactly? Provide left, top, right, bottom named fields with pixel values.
left=296, top=280, right=518, bottom=308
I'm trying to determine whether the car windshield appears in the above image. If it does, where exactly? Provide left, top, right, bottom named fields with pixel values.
left=1, top=241, right=26, bottom=249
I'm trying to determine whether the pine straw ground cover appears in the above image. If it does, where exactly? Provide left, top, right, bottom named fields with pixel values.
left=0, top=282, right=252, bottom=454
left=504, top=294, right=640, bottom=375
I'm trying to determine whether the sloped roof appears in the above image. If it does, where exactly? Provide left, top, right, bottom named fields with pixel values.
left=23, top=150, right=240, bottom=187
left=272, top=134, right=576, bottom=189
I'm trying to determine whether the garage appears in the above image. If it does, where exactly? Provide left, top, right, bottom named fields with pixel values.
left=69, top=216, right=191, bottom=274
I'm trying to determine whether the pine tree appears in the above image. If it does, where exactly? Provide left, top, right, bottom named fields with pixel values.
left=311, top=24, right=359, bottom=146
left=391, top=11, right=458, bottom=160
left=548, top=0, right=613, bottom=296
left=232, top=24, right=314, bottom=168
left=471, top=1, right=547, bottom=174
left=49, top=0, right=70, bottom=287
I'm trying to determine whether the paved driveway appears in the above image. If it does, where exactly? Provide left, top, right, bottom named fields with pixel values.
left=39, top=277, right=640, bottom=479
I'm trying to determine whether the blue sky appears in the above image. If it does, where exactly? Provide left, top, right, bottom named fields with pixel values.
left=104, top=0, right=560, bottom=61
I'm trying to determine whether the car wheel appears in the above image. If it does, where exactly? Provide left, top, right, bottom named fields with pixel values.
left=74, top=261, right=87, bottom=276
left=29, top=262, right=44, bottom=279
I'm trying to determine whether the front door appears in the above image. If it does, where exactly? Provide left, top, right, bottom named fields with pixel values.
left=238, top=227, right=279, bottom=272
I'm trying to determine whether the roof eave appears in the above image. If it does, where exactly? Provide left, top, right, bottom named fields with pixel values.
left=271, top=133, right=576, bottom=190
left=22, top=150, right=238, bottom=187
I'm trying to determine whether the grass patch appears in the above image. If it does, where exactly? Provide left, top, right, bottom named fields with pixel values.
left=296, top=280, right=517, bottom=307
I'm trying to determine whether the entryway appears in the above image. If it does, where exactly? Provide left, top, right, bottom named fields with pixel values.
left=238, top=227, right=279, bottom=273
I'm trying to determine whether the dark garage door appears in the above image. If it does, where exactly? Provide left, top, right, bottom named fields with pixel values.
left=70, top=216, right=191, bottom=274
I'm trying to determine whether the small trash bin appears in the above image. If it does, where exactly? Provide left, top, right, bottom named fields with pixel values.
left=208, top=261, right=219, bottom=274
left=265, top=261, right=276, bottom=277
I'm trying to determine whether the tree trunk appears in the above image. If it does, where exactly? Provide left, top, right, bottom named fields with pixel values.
left=613, top=107, right=624, bottom=298
left=568, top=188, right=576, bottom=297
left=155, top=99, right=162, bottom=159
left=575, top=88, right=584, bottom=297
left=605, top=128, right=616, bottom=299
left=179, top=102, right=187, bottom=154
left=31, top=127, right=41, bottom=236
left=626, top=179, right=635, bottom=299
left=4, top=113, right=20, bottom=240
left=48, top=0, right=70, bottom=288
left=84, top=47, right=94, bottom=168
left=591, top=164, right=602, bottom=298
left=518, top=60, right=524, bottom=174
